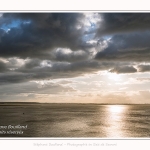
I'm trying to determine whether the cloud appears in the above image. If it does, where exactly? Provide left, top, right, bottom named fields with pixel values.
left=136, top=77, right=150, bottom=81
left=0, top=81, right=76, bottom=101
left=94, top=92, right=132, bottom=104
left=51, top=48, right=90, bottom=62
left=96, top=13, right=150, bottom=36
left=110, top=65, right=137, bottom=74
left=1, top=13, right=150, bottom=86
left=138, top=64, right=150, bottom=72
left=16, top=60, right=113, bottom=82
left=95, top=32, right=150, bottom=62
left=0, top=72, right=33, bottom=84
left=0, top=59, right=126, bottom=84
left=0, top=60, right=8, bottom=72
left=0, top=13, right=86, bottom=59
left=22, top=58, right=41, bottom=69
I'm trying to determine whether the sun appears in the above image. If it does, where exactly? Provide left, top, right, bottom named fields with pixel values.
left=108, top=72, right=121, bottom=81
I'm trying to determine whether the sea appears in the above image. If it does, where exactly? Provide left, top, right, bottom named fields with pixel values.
left=0, top=103, right=150, bottom=138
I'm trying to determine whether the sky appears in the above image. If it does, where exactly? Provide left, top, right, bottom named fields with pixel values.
left=0, top=13, right=150, bottom=103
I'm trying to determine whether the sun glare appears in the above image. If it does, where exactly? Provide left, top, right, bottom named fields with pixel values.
left=108, top=72, right=121, bottom=81
left=109, top=105, right=124, bottom=113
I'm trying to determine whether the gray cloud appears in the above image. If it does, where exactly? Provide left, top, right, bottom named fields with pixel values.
left=0, top=61, right=8, bottom=72
left=0, top=72, right=33, bottom=84
left=110, top=65, right=137, bottom=74
left=96, top=13, right=150, bottom=36
left=0, top=81, right=75, bottom=95
left=51, top=48, right=90, bottom=62
left=23, top=58, right=41, bottom=69
left=0, top=59, right=125, bottom=84
left=95, top=32, right=150, bottom=62
left=138, top=65, right=150, bottom=72
left=0, top=81, right=76, bottom=101
left=17, top=60, right=112, bottom=81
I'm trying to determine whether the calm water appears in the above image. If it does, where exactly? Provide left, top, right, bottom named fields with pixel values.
left=0, top=103, right=150, bottom=137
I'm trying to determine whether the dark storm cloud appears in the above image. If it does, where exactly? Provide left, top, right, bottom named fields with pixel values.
left=95, top=32, right=150, bottom=62
left=0, top=13, right=86, bottom=59
left=96, top=13, right=150, bottom=36
left=110, top=65, right=137, bottom=74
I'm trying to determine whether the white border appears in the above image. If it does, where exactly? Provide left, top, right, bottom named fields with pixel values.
left=0, top=0, right=150, bottom=11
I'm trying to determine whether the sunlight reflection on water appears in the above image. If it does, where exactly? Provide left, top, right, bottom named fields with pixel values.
left=104, top=105, right=127, bottom=137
